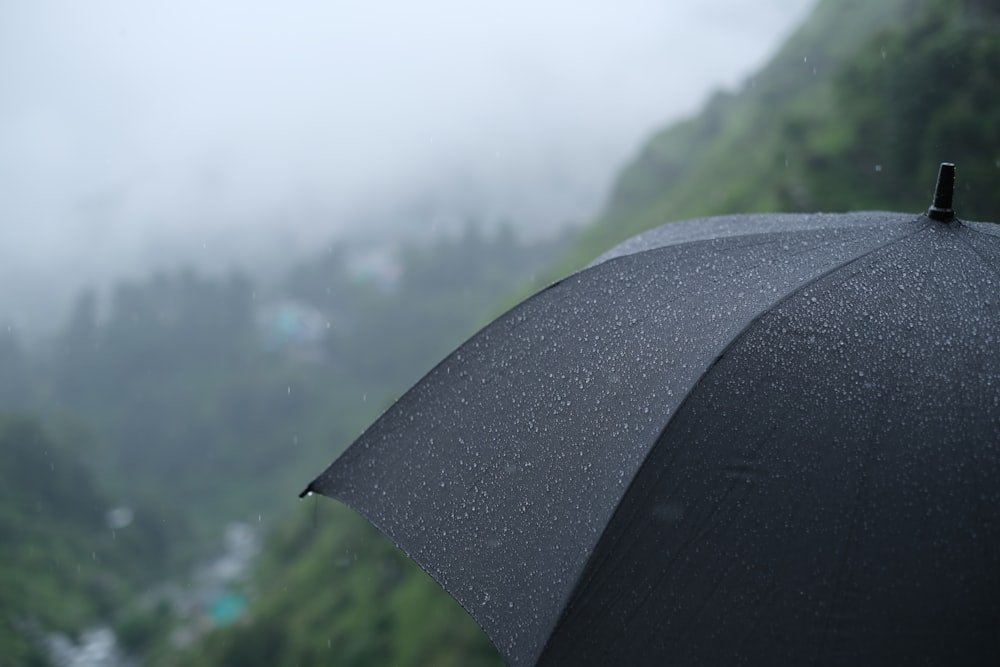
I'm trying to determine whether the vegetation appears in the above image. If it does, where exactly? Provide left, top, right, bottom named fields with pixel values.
left=172, top=503, right=501, bottom=667
left=566, top=0, right=1000, bottom=269
left=0, top=416, right=176, bottom=666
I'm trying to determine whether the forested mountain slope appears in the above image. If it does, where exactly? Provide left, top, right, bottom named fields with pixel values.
left=568, top=0, right=1000, bottom=268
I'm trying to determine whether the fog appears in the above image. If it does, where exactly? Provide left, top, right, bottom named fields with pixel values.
left=0, top=0, right=816, bottom=331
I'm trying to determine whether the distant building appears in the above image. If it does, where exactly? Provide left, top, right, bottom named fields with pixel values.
left=344, top=245, right=402, bottom=291
left=105, top=506, right=134, bottom=530
left=255, top=298, right=334, bottom=362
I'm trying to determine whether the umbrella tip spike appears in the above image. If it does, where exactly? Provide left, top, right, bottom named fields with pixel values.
left=927, top=162, right=957, bottom=222
left=298, top=484, right=316, bottom=499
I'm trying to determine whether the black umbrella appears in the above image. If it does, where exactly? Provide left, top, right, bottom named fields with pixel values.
left=302, top=163, right=1000, bottom=666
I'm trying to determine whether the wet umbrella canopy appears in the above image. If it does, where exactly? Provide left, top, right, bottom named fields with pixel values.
left=303, top=164, right=1000, bottom=666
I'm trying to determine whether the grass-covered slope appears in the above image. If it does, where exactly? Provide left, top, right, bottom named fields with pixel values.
left=569, top=0, right=1000, bottom=268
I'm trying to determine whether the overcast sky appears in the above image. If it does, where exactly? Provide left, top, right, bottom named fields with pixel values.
left=0, top=0, right=816, bottom=329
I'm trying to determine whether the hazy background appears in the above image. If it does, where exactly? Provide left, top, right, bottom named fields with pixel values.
left=1, top=0, right=816, bottom=331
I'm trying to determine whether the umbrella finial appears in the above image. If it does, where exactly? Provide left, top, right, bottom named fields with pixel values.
left=927, top=162, right=956, bottom=222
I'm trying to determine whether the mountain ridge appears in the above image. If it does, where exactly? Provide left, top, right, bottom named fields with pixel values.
left=566, top=0, right=999, bottom=270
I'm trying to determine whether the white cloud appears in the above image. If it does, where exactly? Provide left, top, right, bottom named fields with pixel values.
left=0, top=0, right=816, bottom=328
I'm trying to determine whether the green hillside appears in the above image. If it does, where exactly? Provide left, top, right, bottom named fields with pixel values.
left=570, top=0, right=1000, bottom=268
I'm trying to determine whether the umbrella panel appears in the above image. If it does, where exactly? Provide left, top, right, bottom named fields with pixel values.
left=306, top=213, right=929, bottom=665
left=539, top=223, right=1000, bottom=665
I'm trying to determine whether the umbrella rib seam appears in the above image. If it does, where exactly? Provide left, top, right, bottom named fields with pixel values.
left=592, top=220, right=910, bottom=272
left=590, top=212, right=908, bottom=266
left=955, top=225, right=1000, bottom=282
left=697, top=218, right=930, bottom=373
